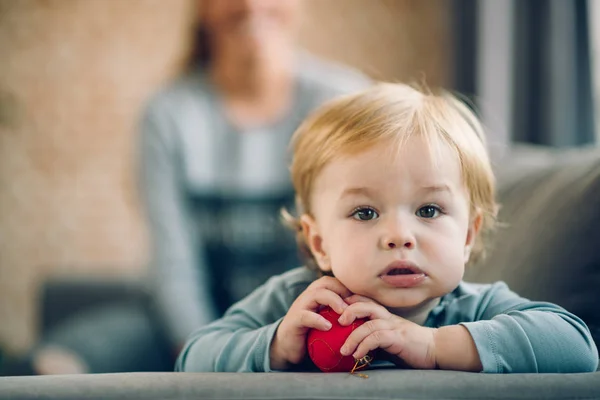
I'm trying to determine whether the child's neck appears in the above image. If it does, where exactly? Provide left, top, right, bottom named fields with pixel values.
left=387, top=297, right=441, bottom=325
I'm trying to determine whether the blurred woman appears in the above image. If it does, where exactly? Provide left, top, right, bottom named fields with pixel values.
left=14, top=0, right=370, bottom=374
left=141, top=0, right=370, bottom=358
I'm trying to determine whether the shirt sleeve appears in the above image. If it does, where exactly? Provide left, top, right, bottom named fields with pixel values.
left=137, top=101, right=217, bottom=346
left=175, top=273, right=302, bottom=372
left=458, top=282, right=599, bottom=373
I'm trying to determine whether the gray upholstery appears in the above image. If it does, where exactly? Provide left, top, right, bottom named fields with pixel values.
left=465, top=145, right=600, bottom=345
left=1, top=370, right=599, bottom=400
left=1, top=145, right=599, bottom=399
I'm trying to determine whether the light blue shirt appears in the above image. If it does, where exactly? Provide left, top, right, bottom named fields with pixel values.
left=176, top=267, right=599, bottom=373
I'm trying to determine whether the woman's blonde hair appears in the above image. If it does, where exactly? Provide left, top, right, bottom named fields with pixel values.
left=284, top=83, right=498, bottom=270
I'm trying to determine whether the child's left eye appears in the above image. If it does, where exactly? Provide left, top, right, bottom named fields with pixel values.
left=351, top=207, right=379, bottom=221
left=417, top=205, right=441, bottom=218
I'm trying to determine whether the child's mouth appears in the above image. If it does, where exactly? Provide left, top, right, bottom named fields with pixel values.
left=380, top=261, right=427, bottom=287
left=387, top=268, right=417, bottom=276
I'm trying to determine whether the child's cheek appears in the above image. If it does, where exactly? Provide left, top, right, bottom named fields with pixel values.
left=334, top=231, right=372, bottom=267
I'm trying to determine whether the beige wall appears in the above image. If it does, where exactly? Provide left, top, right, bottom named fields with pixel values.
left=299, top=0, right=451, bottom=85
left=0, top=0, right=451, bottom=353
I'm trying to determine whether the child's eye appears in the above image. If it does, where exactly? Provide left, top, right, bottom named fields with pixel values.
left=351, top=207, right=379, bottom=221
left=417, top=205, right=442, bottom=219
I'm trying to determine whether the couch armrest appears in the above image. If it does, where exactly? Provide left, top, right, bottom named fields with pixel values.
left=1, top=370, right=599, bottom=400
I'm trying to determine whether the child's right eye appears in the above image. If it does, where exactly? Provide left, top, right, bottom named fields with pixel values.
left=351, top=207, right=379, bottom=221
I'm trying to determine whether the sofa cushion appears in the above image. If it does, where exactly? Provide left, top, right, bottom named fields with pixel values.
left=465, top=146, right=600, bottom=346
left=1, top=370, right=599, bottom=400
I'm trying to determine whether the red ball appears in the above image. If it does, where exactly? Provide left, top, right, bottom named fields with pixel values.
left=307, top=307, right=371, bottom=372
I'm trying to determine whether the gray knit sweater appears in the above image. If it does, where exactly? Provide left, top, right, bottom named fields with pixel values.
left=138, top=54, right=371, bottom=344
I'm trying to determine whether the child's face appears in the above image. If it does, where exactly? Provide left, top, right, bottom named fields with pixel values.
left=301, top=136, right=480, bottom=313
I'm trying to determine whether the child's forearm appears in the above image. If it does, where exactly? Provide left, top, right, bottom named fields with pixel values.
left=433, top=325, right=482, bottom=372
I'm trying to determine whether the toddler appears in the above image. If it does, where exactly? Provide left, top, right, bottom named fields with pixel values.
left=176, top=83, right=598, bottom=373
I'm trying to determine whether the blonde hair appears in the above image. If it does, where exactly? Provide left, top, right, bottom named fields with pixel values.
left=284, top=83, right=498, bottom=270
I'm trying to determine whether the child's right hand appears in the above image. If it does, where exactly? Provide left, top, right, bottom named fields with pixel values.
left=270, top=276, right=352, bottom=370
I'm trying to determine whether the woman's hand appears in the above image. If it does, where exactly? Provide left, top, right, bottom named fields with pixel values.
left=270, top=276, right=352, bottom=370
left=337, top=295, right=438, bottom=369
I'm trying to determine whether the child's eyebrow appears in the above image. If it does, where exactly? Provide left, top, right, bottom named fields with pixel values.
left=339, top=184, right=453, bottom=201
left=419, top=184, right=453, bottom=194
left=339, top=187, right=375, bottom=200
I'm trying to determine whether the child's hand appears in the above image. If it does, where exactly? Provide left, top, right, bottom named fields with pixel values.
left=337, top=295, right=438, bottom=369
left=270, top=276, right=352, bottom=370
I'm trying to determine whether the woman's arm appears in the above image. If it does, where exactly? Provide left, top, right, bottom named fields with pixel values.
left=138, top=101, right=217, bottom=347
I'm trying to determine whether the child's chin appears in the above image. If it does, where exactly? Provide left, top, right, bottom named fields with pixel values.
left=382, top=296, right=439, bottom=313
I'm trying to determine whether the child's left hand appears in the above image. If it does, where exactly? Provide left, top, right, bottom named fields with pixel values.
left=337, top=295, right=438, bottom=369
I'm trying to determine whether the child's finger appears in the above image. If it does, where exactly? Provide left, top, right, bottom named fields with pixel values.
left=338, top=301, right=389, bottom=326
left=339, top=319, right=389, bottom=356
left=297, top=310, right=332, bottom=331
left=351, top=329, right=399, bottom=360
left=343, top=294, right=378, bottom=305
left=311, top=276, right=353, bottom=299
left=301, top=289, right=348, bottom=315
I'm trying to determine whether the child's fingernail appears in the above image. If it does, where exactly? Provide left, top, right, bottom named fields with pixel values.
left=340, top=346, right=348, bottom=355
left=324, top=321, right=332, bottom=329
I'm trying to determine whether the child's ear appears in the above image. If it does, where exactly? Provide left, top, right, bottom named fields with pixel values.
left=300, top=214, right=331, bottom=272
left=464, top=210, right=483, bottom=263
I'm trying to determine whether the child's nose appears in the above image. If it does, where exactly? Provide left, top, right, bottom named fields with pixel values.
left=381, top=220, right=415, bottom=250
left=385, top=238, right=414, bottom=250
